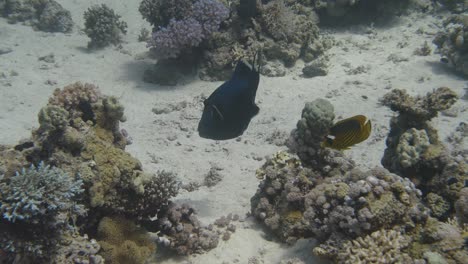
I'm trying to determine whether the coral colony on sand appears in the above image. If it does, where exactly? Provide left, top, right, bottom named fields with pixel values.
left=83, top=4, right=128, bottom=49
left=0, top=83, right=234, bottom=263
left=252, top=90, right=468, bottom=263
left=140, top=0, right=330, bottom=84
left=0, top=0, right=73, bottom=32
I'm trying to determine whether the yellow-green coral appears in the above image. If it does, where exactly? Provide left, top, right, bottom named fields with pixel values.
left=284, top=210, right=303, bottom=224
left=97, top=216, right=155, bottom=264
left=81, top=128, right=141, bottom=207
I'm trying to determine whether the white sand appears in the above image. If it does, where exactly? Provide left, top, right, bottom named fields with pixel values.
left=0, top=1, right=466, bottom=263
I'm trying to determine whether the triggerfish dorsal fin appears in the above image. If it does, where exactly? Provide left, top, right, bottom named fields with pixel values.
left=322, top=115, right=372, bottom=150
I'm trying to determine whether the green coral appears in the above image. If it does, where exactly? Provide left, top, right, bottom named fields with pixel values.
left=38, top=105, right=69, bottom=132
left=81, top=129, right=141, bottom=207
left=296, top=99, right=335, bottom=148
left=83, top=4, right=128, bottom=48
left=426, top=193, right=451, bottom=219
left=97, top=216, right=155, bottom=264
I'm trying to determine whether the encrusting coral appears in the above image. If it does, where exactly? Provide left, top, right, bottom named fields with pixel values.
left=380, top=87, right=466, bottom=220
left=97, top=216, right=155, bottom=264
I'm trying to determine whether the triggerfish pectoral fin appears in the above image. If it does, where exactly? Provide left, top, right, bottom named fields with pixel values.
left=322, top=115, right=372, bottom=150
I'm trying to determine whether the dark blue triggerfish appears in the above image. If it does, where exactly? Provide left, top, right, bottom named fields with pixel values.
left=198, top=58, right=260, bottom=140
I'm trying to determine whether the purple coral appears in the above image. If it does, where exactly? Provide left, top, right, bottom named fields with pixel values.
left=147, top=0, right=229, bottom=59
left=148, top=18, right=204, bottom=59
left=192, top=0, right=229, bottom=36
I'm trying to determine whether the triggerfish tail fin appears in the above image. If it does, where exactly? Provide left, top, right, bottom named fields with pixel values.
left=322, top=115, right=372, bottom=150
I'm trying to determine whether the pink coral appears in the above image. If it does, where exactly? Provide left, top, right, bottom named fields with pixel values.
left=49, top=82, right=101, bottom=111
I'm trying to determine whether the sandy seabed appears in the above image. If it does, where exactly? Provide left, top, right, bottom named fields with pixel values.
left=0, top=1, right=466, bottom=263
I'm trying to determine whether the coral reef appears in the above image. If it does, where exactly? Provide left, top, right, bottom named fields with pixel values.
left=0, top=0, right=73, bottom=32
left=252, top=97, right=467, bottom=263
left=97, top=216, right=155, bottom=264
left=251, top=153, right=428, bottom=245
left=140, top=0, right=329, bottom=83
left=146, top=0, right=229, bottom=59
left=83, top=4, right=128, bottom=48
left=380, top=88, right=466, bottom=220
left=0, top=82, right=231, bottom=262
left=434, top=14, right=468, bottom=76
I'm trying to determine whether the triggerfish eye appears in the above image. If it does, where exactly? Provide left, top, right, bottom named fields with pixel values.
left=321, top=115, right=372, bottom=150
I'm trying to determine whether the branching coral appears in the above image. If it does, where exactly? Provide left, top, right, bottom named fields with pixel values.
left=0, top=162, right=85, bottom=224
left=146, top=0, right=229, bottom=59
left=0, top=162, right=87, bottom=260
left=83, top=4, right=128, bottom=48
left=334, top=229, right=413, bottom=264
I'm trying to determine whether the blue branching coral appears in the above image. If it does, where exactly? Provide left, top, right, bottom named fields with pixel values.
left=0, top=162, right=85, bottom=225
left=147, top=0, right=229, bottom=59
